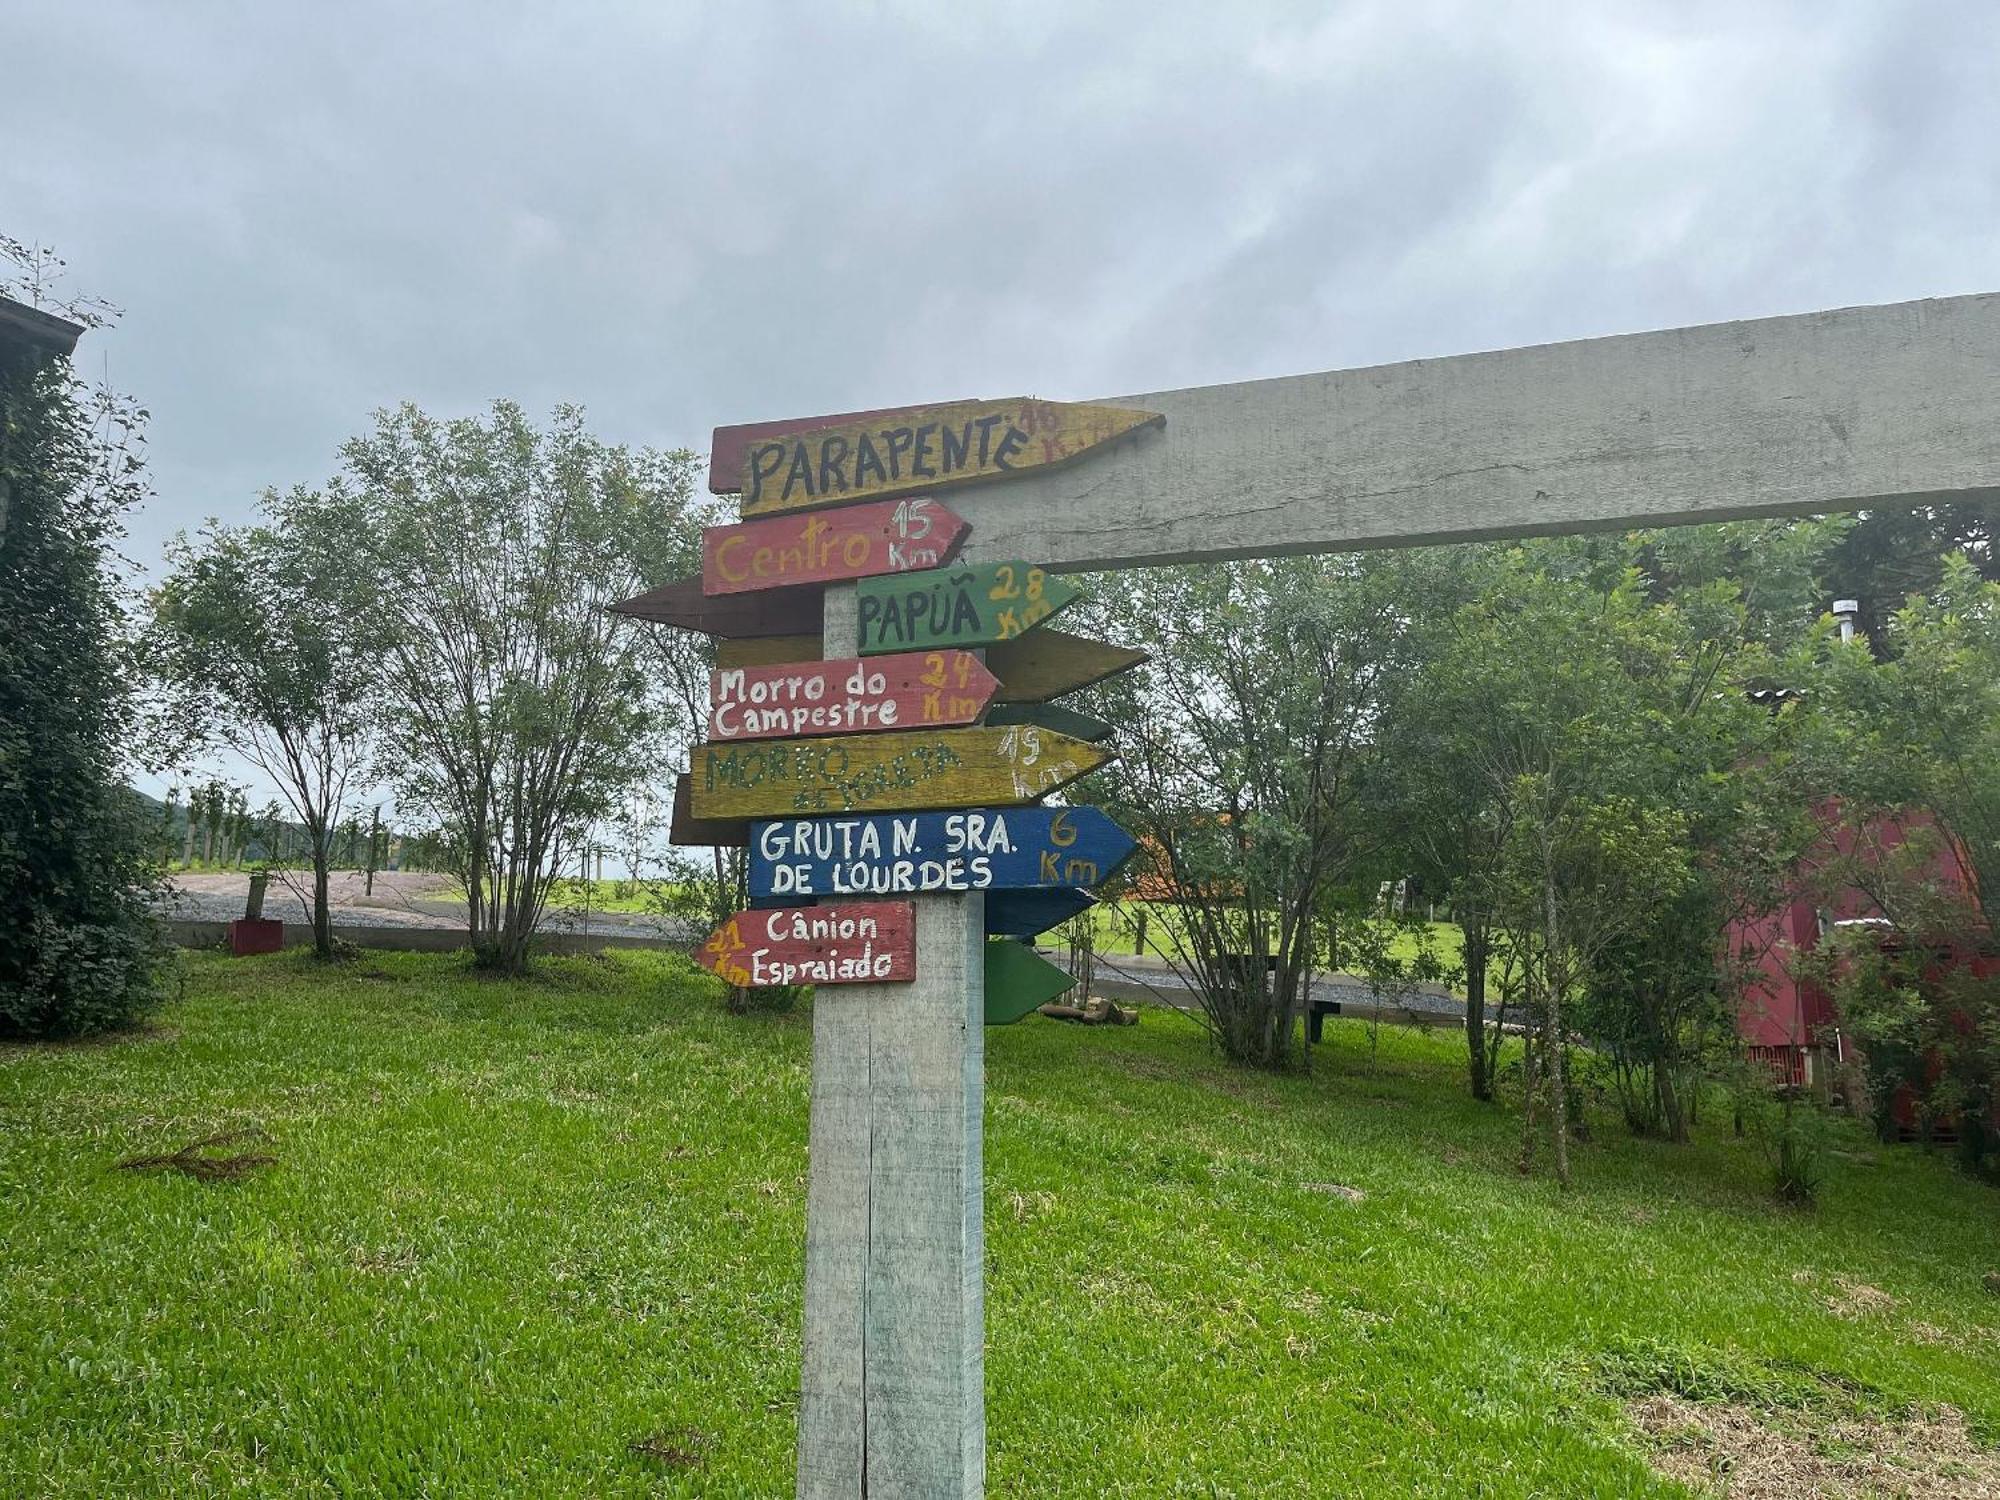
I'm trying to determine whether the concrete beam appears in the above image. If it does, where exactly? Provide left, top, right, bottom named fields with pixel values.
left=940, top=294, right=2000, bottom=570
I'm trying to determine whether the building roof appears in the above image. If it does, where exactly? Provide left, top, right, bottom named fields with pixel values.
left=0, top=294, right=85, bottom=360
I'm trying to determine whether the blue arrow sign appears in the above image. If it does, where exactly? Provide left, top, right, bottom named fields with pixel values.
left=750, top=805, right=1137, bottom=900
left=986, top=887, right=1094, bottom=939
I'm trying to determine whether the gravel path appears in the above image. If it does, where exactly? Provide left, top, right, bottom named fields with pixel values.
left=156, top=871, right=692, bottom=941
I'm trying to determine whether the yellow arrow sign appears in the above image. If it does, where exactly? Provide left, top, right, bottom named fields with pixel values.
left=688, top=727, right=1113, bottom=820
left=739, top=398, right=1163, bottom=516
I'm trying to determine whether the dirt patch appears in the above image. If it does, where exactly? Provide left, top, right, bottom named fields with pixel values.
left=627, top=1428, right=709, bottom=1471
left=1629, top=1393, right=2000, bottom=1498
left=116, top=1127, right=275, bottom=1182
left=1794, top=1269, right=1899, bottom=1320
left=1305, top=1182, right=1366, bottom=1201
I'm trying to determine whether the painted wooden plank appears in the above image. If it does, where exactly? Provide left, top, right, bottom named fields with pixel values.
left=716, top=634, right=823, bottom=671
left=703, top=497, right=968, bottom=596
left=668, top=771, right=748, bottom=848
left=856, top=562, right=1081, bottom=654
left=982, top=702, right=1114, bottom=743
left=721, top=628, right=1147, bottom=704
left=708, top=650, right=999, bottom=743
left=689, top=727, right=1113, bottom=821
left=749, top=806, right=1138, bottom=899
left=694, top=901, right=916, bottom=987
left=989, top=630, right=1147, bottom=703
left=904, top=296, right=2000, bottom=572
left=611, top=574, right=823, bottom=637
left=983, top=939, right=1077, bottom=1024
left=740, top=398, right=1165, bottom=516
left=712, top=402, right=945, bottom=494
left=985, top=887, right=1093, bottom=940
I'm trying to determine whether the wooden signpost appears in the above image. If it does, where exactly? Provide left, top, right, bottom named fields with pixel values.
left=703, top=497, right=968, bottom=595
left=738, top=397, right=1164, bottom=515
left=749, top=806, right=1138, bottom=899
left=856, top=562, right=1080, bottom=652
left=715, top=628, right=1147, bottom=703
left=983, top=938, right=1078, bottom=1024
left=708, top=651, right=1000, bottom=743
left=985, top=887, right=1094, bottom=940
left=695, top=901, right=917, bottom=988
left=656, top=295, right=2000, bottom=1498
left=689, top=727, right=1112, bottom=820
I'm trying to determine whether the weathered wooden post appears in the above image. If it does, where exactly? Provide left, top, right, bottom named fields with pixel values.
left=793, top=583, right=989, bottom=1497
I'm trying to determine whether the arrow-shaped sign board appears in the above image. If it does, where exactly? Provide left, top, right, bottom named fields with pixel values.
left=987, top=888, right=1094, bottom=940
left=983, top=702, right=1114, bottom=743
left=857, top=563, right=1080, bottom=654
left=689, top=727, right=1112, bottom=821
left=695, top=900, right=916, bottom=988
left=702, top=497, right=967, bottom=596
left=715, top=628, right=1147, bottom=704
left=709, top=650, right=998, bottom=743
left=611, top=575, right=823, bottom=638
left=751, top=805, right=1137, bottom=898
left=985, top=939, right=1077, bottom=1024
left=739, top=398, right=1164, bottom=516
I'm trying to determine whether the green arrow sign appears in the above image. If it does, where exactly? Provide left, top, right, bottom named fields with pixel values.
left=984, top=938, right=1077, bottom=1025
left=857, top=563, right=1081, bottom=655
left=982, top=702, right=1114, bottom=743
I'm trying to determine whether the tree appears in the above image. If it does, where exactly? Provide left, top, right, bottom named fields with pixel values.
left=150, top=489, right=379, bottom=959
left=1084, top=555, right=1423, bottom=1069
left=0, top=261, right=165, bottom=1037
left=338, top=401, right=704, bottom=974
left=1798, top=553, right=2000, bottom=1175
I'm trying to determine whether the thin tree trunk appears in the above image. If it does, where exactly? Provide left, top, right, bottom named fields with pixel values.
left=1464, top=917, right=1493, bottom=1101
left=1540, top=851, right=1573, bottom=1188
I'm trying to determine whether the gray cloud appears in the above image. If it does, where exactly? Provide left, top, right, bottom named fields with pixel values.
left=6, top=0, right=1997, bottom=570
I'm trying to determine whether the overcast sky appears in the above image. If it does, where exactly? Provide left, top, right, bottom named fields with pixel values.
left=10, top=0, right=1998, bottom=566
left=7, top=1, right=1999, bottom=811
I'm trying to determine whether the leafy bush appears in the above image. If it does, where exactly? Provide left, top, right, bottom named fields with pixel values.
left=0, top=302, right=167, bottom=1036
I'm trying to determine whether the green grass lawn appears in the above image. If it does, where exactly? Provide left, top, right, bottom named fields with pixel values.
left=3, top=950, right=1996, bottom=1496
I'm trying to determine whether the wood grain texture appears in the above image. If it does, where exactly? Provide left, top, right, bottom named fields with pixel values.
left=668, top=771, right=748, bottom=848
left=909, top=295, right=2000, bottom=571
left=690, top=727, right=1113, bottom=821
left=718, top=628, right=1148, bottom=704
left=740, top=398, right=1164, bottom=515
left=797, top=582, right=986, bottom=1498
left=610, top=575, right=823, bottom=637
left=703, top=497, right=968, bottom=596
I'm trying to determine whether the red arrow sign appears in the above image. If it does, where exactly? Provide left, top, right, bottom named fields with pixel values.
left=702, top=497, right=968, bottom=597
left=695, top=900, right=916, bottom=987
left=710, top=649, right=998, bottom=743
